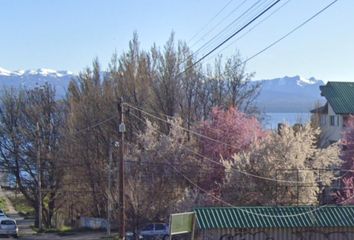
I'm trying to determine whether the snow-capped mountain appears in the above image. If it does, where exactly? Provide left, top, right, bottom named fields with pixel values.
left=0, top=67, right=324, bottom=112
left=254, top=75, right=325, bottom=112
left=0, top=67, right=74, bottom=97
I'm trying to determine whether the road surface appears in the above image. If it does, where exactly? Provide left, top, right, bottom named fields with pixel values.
left=1, top=188, right=110, bottom=239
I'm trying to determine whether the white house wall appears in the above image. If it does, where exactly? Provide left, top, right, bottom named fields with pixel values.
left=319, top=103, right=343, bottom=146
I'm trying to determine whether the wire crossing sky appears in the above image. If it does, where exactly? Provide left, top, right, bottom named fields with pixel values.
left=0, top=0, right=353, bottom=82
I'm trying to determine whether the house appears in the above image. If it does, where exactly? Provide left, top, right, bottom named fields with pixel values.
left=311, top=81, right=354, bottom=147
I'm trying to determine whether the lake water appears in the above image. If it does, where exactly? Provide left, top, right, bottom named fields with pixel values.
left=263, top=112, right=311, bottom=130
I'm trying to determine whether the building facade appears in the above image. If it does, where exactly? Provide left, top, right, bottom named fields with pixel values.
left=311, top=82, right=354, bottom=147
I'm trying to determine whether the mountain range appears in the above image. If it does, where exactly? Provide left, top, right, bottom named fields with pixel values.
left=0, top=67, right=325, bottom=113
left=255, top=75, right=325, bottom=112
left=0, top=67, right=73, bottom=97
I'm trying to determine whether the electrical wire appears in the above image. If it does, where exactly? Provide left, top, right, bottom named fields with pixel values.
left=240, top=0, right=339, bottom=67
left=169, top=162, right=354, bottom=218
left=191, top=0, right=267, bottom=58
left=125, top=103, right=242, bottom=150
left=130, top=126, right=354, bottom=218
left=181, top=0, right=264, bottom=68
left=179, top=0, right=281, bottom=77
left=128, top=110, right=347, bottom=184
left=207, top=0, right=292, bottom=61
left=72, top=115, right=116, bottom=136
left=189, top=0, right=250, bottom=49
left=188, top=0, right=236, bottom=45
left=126, top=101, right=346, bottom=184
left=126, top=132, right=354, bottom=218
left=128, top=131, right=334, bottom=218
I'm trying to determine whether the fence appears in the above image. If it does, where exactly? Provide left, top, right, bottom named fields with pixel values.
left=80, top=216, right=108, bottom=230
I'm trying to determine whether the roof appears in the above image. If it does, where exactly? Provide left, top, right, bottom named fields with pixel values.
left=310, top=103, right=328, bottom=114
left=194, top=206, right=354, bottom=229
left=320, top=82, right=354, bottom=114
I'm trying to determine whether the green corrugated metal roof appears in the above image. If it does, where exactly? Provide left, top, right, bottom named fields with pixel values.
left=320, top=82, right=354, bottom=114
left=194, top=206, right=354, bottom=229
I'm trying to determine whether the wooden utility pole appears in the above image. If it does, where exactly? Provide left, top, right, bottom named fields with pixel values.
left=107, top=137, right=112, bottom=236
left=36, top=122, right=42, bottom=231
left=118, top=98, right=126, bottom=240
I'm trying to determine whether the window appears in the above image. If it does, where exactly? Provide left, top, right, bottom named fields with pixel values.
left=330, top=115, right=335, bottom=126
left=337, top=115, right=340, bottom=126
left=155, top=224, right=166, bottom=231
left=1, top=220, right=15, bottom=225
left=320, top=115, right=327, bottom=125
left=142, top=224, right=154, bottom=231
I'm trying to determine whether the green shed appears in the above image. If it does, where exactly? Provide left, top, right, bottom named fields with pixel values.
left=193, top=206, right=354, bottom=240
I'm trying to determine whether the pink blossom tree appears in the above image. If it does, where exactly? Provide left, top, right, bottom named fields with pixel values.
left=337, top=116, right=354, bottom=204
left=197, top=107, right=266, bottom=191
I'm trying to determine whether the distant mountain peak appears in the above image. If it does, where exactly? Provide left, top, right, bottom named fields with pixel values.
left=296, top=75, right=320, bottom=86
left=0, top=67, right=74, bottom=98
left=36, top=68, right=58, bottom=75
left=255, top=75, right=325, bottom=112
left=0, top=67, right=74, bottom=77
left=0, top=67, right=11, bottom=76
left=259, top=75, right=324, bottom=88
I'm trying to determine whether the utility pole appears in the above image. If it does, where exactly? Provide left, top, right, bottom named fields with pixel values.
left=36, top=122, right=42, bottom=231
left=107, top=137, right=112, bottom=236
left=118, top=98, right=126, bottom=240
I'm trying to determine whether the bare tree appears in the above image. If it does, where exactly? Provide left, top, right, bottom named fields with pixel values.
left=0, top=84, right=64, bottom=227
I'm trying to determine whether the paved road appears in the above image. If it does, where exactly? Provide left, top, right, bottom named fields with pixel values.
left=13, top=214, right=108, bottom=239
left=4, top=206, right=36, bottom=239
left=0, top=188, right=36, bottom=239
left=1, top=188, right=110, bottom=239
left=19, top=231, right=109, bottom=240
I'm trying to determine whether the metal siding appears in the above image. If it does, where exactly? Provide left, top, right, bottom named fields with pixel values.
left=197, top=227, right=354, bottom=240
left=194, top=206, right=354, bottom=230
left=321, top=82, right=354, bottom=114
left=226, top=208, right=236, bottom=228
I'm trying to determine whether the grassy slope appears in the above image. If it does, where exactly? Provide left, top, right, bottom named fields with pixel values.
left=0, top=197, right=8, bottom=212
left=7, top=194, right=34, bottom=216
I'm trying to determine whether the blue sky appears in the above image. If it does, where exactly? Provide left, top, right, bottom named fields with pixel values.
left=0, top=0, right=353, bottom=81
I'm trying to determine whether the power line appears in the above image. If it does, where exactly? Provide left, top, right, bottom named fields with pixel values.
left=177, top=0, right=272, bottom=73
left=132, top=127, right=354, bottom=217
left=177, top=0, right=257, bottom=71
left=188, top=0, right=235, bottom=44
left=240, top=0, right=339, bottom=66
left=128, top=110, right=346, bottom=184
left=207, top=0, right=292, bottom=61
left=122, top=131, right=354, bottom=218
left=189, top=0, right=249, bottom=49
left=191, top=0, right=266, bottom=57
left=72, top=115, right=116, bottom=136
left=127, top=102, right=345, bottom=184
left=168, top=162, right=354, bottom=218
left=182, top=0, right=263, bottom=68
left=125, top=103, right=241, bottom=150
left=138, top=135, right=343, bottom=218
left=179, top=0, right=281, bottom=76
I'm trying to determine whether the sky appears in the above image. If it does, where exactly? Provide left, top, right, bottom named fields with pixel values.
left=0, top=0, right=353, bottom=81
